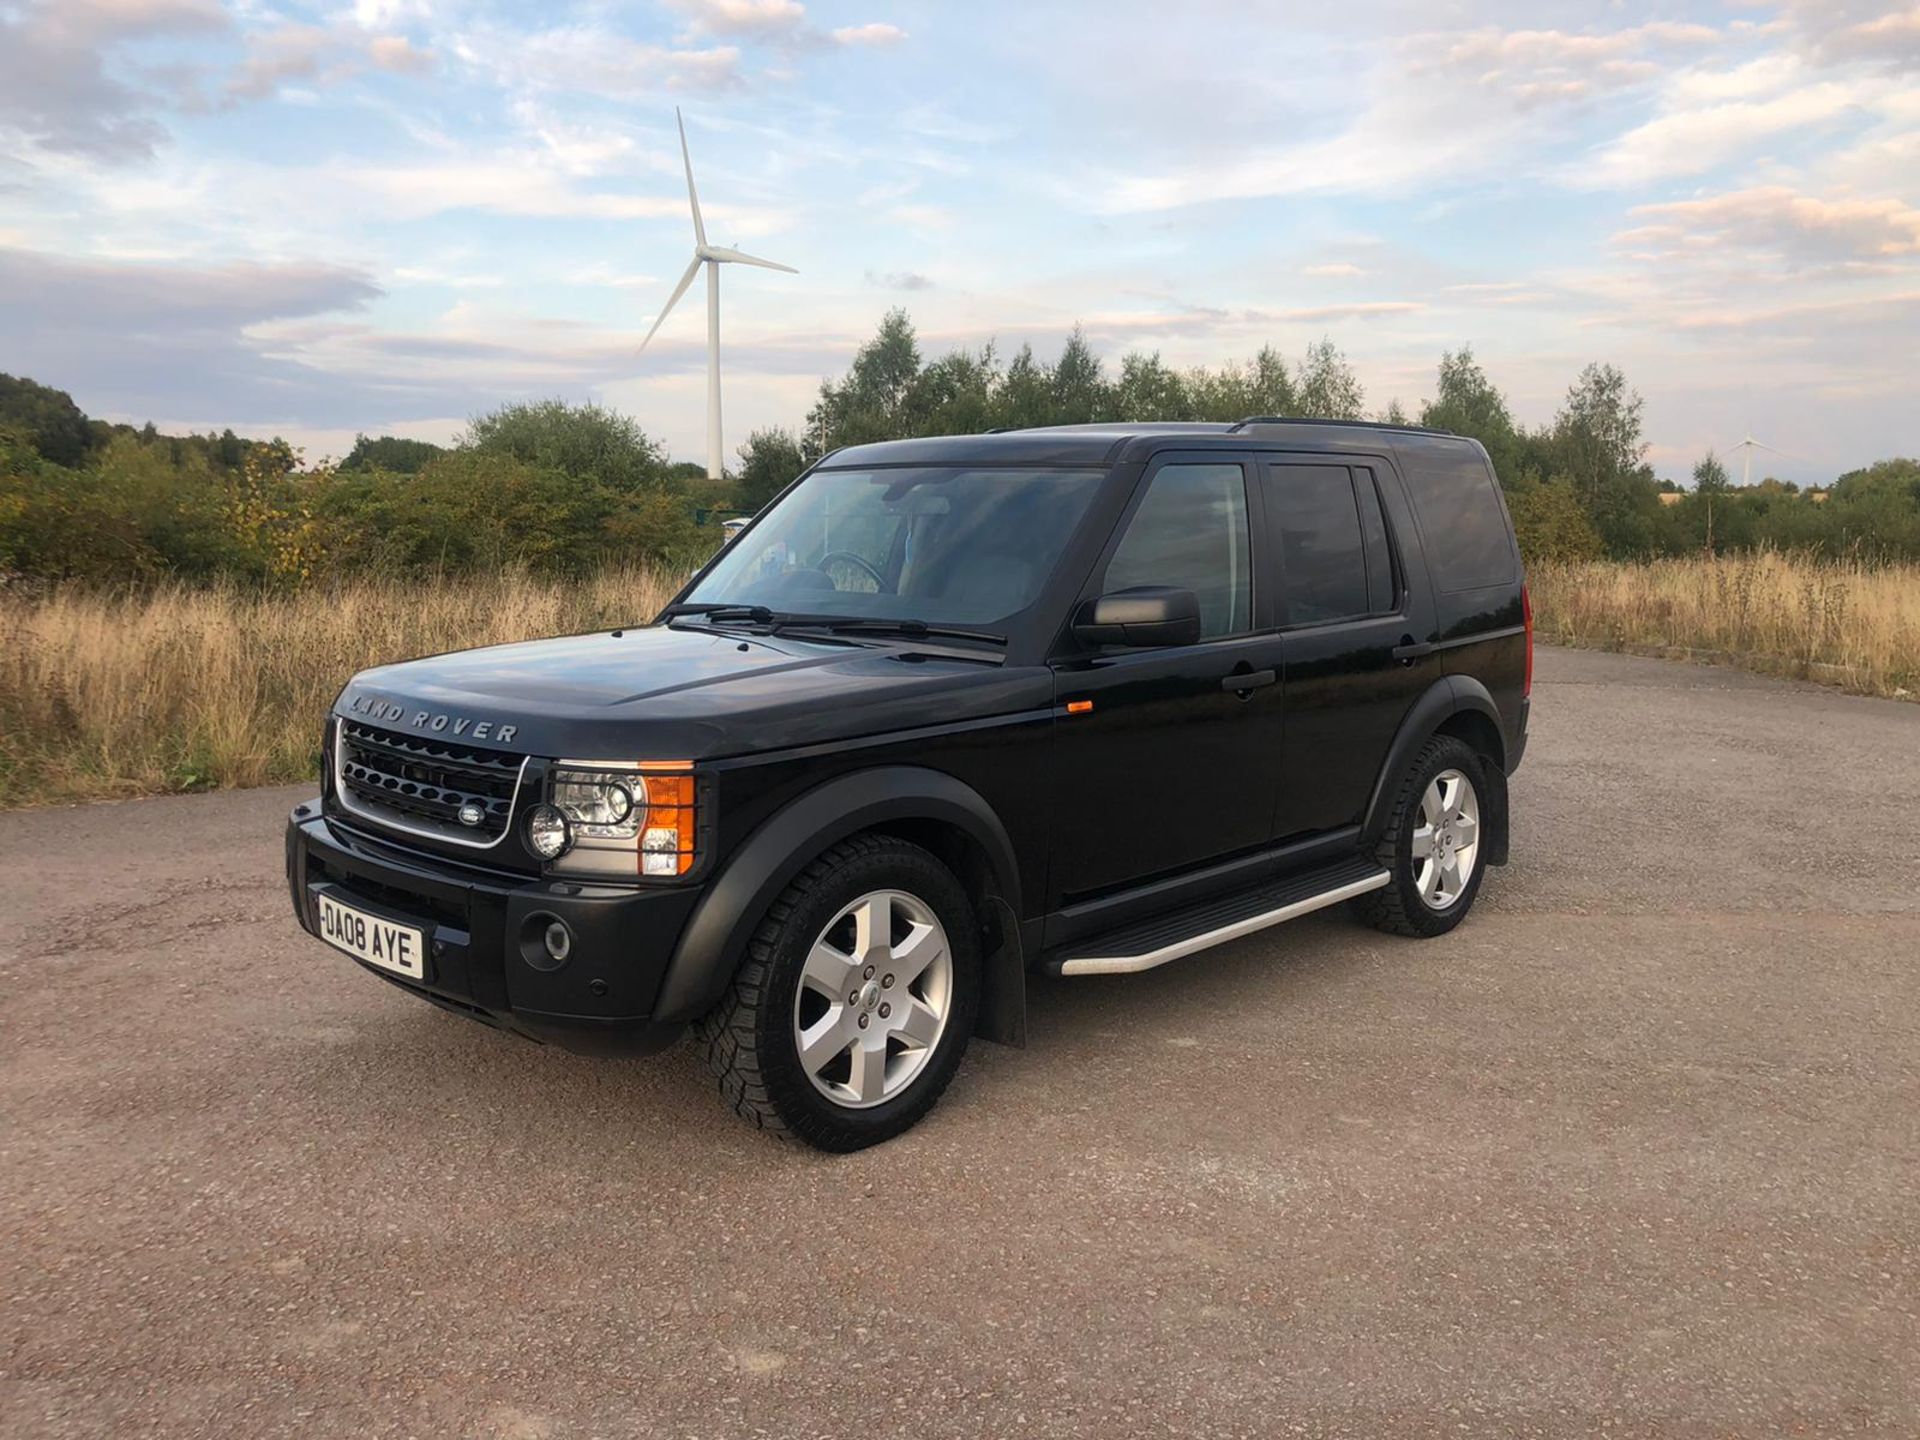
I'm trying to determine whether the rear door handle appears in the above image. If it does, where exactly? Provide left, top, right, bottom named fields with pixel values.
left=1392, top=641, right=1434, bottom=665
left=1222, top=668, right=1277, bottom=694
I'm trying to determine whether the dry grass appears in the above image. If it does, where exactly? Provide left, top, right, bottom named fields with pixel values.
left=1530, top=550, right=1920, bottom=699
left=4, top=551, right=1916, bottom=809
left=0, top=568, right=681, bottom=808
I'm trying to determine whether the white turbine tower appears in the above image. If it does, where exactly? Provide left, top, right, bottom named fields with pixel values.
left=638, top=108, right=797, bottom=480
left=1728, top=430, right=1785, bottom=488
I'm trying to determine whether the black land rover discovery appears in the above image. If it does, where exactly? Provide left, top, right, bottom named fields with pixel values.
left=287, top=420, right=1531, bottom=1150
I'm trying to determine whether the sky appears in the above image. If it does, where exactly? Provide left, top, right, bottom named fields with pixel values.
left=1, top=0, right=1916, bottom=486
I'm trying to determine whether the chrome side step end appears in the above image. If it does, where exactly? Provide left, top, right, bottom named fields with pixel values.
left=1054, top=870, right=1391, bottom=977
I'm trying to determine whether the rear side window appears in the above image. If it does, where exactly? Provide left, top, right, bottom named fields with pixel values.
left=1267, top=464, right=1369, bottom=626
left=1402, top=445, right=1516, bottom=592
left=1104, top=462, right=1251, bottom=639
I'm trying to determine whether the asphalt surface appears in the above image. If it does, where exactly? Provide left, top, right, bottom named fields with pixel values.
left=3, top=646, right=1918, bottom=1438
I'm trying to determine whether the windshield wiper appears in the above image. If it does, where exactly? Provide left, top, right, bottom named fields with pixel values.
left=774, top=616, right=1007, bottom=647
left=661, top=602, right=777, bottom=624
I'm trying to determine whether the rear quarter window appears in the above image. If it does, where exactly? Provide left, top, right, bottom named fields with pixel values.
left=1401, top=445, right=1516, bottom=592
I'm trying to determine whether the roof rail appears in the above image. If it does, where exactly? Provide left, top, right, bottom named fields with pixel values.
left=1227, top=415, right=1454, bottom=437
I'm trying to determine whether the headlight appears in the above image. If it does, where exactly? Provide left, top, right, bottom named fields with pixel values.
left=542, top=763, right=698, bottom=879
left=551, top=769, right=642, bottom=838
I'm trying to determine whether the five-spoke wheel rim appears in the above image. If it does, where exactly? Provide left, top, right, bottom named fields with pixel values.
left=1413, top=768, right=1481, bottom=911
left=792, top=889, right=953, bottom=1109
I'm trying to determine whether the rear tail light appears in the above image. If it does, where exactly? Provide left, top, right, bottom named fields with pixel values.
left=1521, top=583, right=1534, bottom=699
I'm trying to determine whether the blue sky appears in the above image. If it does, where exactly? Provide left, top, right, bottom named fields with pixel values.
left=1, top=0, right=1916, bottom=484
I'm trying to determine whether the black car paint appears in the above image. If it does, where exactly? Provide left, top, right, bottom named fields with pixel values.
left=286, top=422, right=1529, bottom=1055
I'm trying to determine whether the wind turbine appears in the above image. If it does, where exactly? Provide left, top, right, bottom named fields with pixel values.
left=639, top=109, right=797, bottom=480
left=1728, top=431, right=1789, bottom=487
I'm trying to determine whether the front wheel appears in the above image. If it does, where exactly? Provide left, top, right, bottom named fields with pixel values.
left=1355, top=735, right=1490, bottom=938
left=697, top=834, right=979, bottom=1151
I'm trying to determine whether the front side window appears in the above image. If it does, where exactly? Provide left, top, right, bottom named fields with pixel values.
left=1103, top=463, right=1251, bottom=639
left=1268, top=464, right=1369, bottom=627
left=686, top=466, right=1106, bottom=626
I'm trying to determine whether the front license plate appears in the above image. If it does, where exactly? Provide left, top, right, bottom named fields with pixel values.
left=316, top=892, right=426, bottom=981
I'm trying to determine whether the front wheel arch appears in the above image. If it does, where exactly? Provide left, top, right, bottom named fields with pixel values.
left=653, top=767, right=1023, bottom=1031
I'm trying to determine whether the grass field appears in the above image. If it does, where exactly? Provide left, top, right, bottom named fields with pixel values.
left=2, top=551, right=1915, bottom=808
left=1528, top=550, right=1920, bottom=699
left=0, top=569, right=680, bottom=808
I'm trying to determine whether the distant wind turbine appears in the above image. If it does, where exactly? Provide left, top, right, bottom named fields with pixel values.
left=638, top=108, right=797, bottom=480
left=1728, top=431, right=1792, bottom=487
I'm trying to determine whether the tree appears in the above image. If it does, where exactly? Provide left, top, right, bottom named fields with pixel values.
left=806, top=308, right=924, bottom=450
left=1111, top=352, right=1189, bottom=420
left=905, top=344, right=1000, bottom=436
left=1049, top=326, right=1106, bottom=423
left=340, top=434, right=446, bottom=474
left=1554, top=363, right=1645, bottom=507
left=1295, top=338, right=1365, bottom=420
left=735, top=428, right=805, bottom=512
left=1504, top=470, right=1605, bottom=565
left=1188, top=346, right=1298, bottom=421
left=462, top=399, right=670, bottom=492
left=1421, top=346, right=1519, bottom=482
left=993, top=344, right=1053, bottom=430
left=1692, top=451, right=1730, bottom=495
left=0, top=374, right=96, bottom=467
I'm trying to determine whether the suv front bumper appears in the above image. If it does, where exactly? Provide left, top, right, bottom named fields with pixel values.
left=285, top=801, right=695, bottom=1056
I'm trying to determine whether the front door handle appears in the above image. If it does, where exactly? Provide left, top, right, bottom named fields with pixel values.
left=1222, top=668, right=1277, bottom=695
left=1392, top=640, right=1435, bottom=665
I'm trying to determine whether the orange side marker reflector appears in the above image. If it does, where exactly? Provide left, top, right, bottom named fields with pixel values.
left=1066, top=700, right=1094, bottom=715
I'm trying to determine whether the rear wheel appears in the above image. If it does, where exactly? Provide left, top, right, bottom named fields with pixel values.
left=697, top=834, right=979, bottom=1151
left=1356, top=735, right=1489, bottom=938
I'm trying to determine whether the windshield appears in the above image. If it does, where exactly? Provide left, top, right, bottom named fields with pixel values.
left=684, top=466, right=1106, bottom=627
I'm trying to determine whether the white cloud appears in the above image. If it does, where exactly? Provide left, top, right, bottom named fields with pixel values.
left=451, top=23, right=742, bottom=96
left=1303, top=263, right=1366, bottom=278
left=832, top=23, right=907, bottom=47
left=367, top=35, right=433, bottom=74
left=1094, top=19, right=1722, bottom=210
left=1580, top=72, right=1868, bottom=187
left=667, top=0, right=808, bottom=41
left=1617, top=187, right=1920, bottom=267
left=665, top=1, right=905, bottom=51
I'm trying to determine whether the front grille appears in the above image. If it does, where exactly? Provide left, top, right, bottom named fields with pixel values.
left=337, top=720, right=524, bottom=841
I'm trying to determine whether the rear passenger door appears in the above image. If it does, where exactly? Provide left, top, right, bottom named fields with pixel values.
left=1262, top=457, right=1442, bottom=841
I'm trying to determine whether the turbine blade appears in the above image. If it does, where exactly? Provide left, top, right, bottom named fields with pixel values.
left=676, top=107, right=707, bottom=247
left=706, top=245, right=798, bottom=275
left=640, top=257, right=703, bottom=352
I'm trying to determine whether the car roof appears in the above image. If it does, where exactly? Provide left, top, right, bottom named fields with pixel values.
left=820, top=419, right=1480, bottom=469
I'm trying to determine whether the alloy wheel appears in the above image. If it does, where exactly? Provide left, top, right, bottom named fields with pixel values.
left=1412, top=768, right=1481, bottom=911
left=791, top=888, right=953, bottom=1109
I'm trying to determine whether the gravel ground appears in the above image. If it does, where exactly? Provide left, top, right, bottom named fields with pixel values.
left=2, top=646, right=1917, bottom=1438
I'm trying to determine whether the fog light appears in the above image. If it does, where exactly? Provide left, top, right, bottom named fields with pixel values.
left=543, top=920, right=572, bottom=963
left=527, top=803, right=571, bottom=859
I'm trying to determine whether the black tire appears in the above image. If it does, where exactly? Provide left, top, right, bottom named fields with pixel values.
left=695, top=833, right=980, bottom=1152
left=1355, top=735, right=1490, bottom=938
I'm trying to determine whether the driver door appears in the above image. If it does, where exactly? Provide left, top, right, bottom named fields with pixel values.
left=1045, top=454, right=1287, bottom=910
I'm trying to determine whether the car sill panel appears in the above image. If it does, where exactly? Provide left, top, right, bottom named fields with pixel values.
left=1053, top=869, right=1390, bottom=976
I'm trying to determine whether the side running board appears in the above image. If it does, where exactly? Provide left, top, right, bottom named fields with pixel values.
left=1046, top=857, right=1390, bottom=977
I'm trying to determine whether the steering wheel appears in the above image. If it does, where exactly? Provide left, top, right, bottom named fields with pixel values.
left=817, top=550, right=886, bottom=592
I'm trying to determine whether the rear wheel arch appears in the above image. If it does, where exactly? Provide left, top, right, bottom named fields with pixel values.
left=1363, top=676, right=1510, bottom=866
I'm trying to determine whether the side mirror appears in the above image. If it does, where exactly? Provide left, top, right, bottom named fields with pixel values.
left=1072, top=586, right=1202, bottom=649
